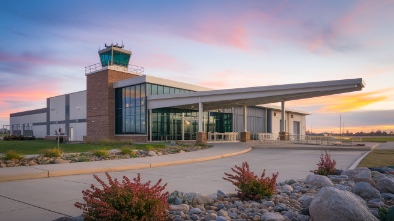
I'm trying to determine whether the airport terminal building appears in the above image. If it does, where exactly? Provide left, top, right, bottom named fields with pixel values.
left=10, top=45, right=365, bottom=143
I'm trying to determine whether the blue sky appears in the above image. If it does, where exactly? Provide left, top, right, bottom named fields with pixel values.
left=1, top=0, right=393, bottom=133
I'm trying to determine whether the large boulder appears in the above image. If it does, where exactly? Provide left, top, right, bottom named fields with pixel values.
left=169, top=204, right=190, bottom=213
left=376, top=178, right=394, bottom=193
left=309, top=187, right=378, bottom=221
left=341, top=167, right=371, bottom=179
left=306, top=174, right=334, bottom=187
left=352, top=182, right=381, bottom=201
left=192, top=195, right=214, bottom=207
left=168, top=190, right=186, bottom=204
left=353, top=177, right=376, bottom=187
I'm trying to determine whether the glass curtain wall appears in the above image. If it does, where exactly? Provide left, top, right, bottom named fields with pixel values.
left=151, top=109, right=233, bottom=141
left=115, top=84, right=146, bottom=134
left=115, top=83, right=194, bottom=135
left=207, top=112, right=232, bottom=133
left=151, top=108, right=199, bottom=141
left=115, top=82, right=233, bottom=139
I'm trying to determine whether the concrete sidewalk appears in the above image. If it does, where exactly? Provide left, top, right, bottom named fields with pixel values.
left=0, top=141, right=381, bottom=182
left=0, top=143, right=252, bottom=182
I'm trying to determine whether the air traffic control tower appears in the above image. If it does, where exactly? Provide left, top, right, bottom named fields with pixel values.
left=85, top=43, right=144, bottom=142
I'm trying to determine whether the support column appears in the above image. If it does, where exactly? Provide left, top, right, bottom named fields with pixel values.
left=149, top=109, right=152, bottom=141
left=196, top=101, right=207, bottom=144
left=240, top=104, right=250, bottom=142
left=265, top=108, right=268, bottom=133
left=243, top=104, right=247, bottom=132
left=181, top=113, right=185, bottom=141
left=198, top=101, right=203, bottom=132
left=279, top=100, right=289, bottom=140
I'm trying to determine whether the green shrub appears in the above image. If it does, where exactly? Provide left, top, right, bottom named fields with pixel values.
left=311, top=150, right=340, bottom=176
left=381, top=206, right=394, bottom=221
left=223, top=162, right=278, bottom=200
left=120, top=147, right=137, bottom=157
left=3, top=150, right=24, bottom=160
left=379, top=207, right=388, bottom=221
left=135, top=143, right=166, bottom=151
left=42, top=147, right=63, bottom=157
left=3, top=135, right=35, bottom=141
left=92, top=149, right=109, bottom=157
left=75, top=172, right=169, bottom=221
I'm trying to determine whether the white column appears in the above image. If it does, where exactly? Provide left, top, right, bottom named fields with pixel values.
left=198, top=101, right=203, bottom=132
left=243, top=104, right=247, bottom=132
left=181, top=113, right=185, bottom=141
left=149, top=109, right=152, bottom=141
left=281, top=100, right=285, bottom=132
left=265, top=108, right=268, bottom=133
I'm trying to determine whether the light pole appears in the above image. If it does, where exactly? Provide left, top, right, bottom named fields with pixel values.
left=51, top=109, right=59, bottom=148
left=343, top=122, right=345, bottom=135
left=339, top=114, right=342, bottom=135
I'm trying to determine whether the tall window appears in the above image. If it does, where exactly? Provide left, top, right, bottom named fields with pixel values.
left=115, top=83, right=195, bottom=135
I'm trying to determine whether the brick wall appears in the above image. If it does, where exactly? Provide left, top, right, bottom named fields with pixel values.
left=86, top=69, right=138, bottom=142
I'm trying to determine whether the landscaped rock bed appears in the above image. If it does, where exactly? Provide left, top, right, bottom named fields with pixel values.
left=57, top=167, right=394, bottom=221
left=164, top=167, right=394, bottom=221
left=0, top=145, right=211, bottom=168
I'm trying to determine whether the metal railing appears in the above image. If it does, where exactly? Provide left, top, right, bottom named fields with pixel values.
left=256, top=133, right=278, bottom=141
left=256, top=133, right=362, bottom=146
left=288, top=135, right=361, bottom=145
left=208, top=132, right=238, bottom=142
left=85, top=61, right=144, bottom=75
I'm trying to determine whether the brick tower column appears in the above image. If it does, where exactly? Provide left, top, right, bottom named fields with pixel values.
left=86, top=69, right=138, bottom=142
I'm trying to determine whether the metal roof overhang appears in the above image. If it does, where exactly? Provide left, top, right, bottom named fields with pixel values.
left=147, top=78, right=365, bottom=111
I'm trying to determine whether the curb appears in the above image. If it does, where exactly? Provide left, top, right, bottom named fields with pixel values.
left=0, top=147, right=252, bottom=182
left=348, top=143, right=380, bottom=170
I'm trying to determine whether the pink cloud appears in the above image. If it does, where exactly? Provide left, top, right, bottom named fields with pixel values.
left=0, top=81, right=60, bottom=119
left=137, top=53, right=191, bottom=72
left=198, top=70, right=284, bottom=89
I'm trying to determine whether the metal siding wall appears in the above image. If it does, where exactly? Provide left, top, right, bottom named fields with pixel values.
left=65, top=94, right=70, bottom=135
left=228, top=106, right=266, bottom=133
left=33, top=125, right=46, bottom=138
left=69, top=91, right=87, bottom=120
left=47, top=98, right=50, bottom=135
left=10, top=112, right=47, bottom=137
left=69, top=122, right=86, bottom=141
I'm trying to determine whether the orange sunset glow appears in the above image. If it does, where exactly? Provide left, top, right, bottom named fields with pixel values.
left=1, top=1, right=393, bottom=133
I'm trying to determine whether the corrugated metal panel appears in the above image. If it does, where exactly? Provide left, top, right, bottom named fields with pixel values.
left=225, top=106, right=266, bottom=133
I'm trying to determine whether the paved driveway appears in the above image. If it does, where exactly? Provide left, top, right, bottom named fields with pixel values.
left=0, top=146, right=368, bottom=221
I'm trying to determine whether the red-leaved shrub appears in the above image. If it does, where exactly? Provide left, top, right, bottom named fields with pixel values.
left=311, top=150, right=338, bottom=176
left=223, top=162, right=278, bottom=200
left=75, top=172, right=169, bottom=221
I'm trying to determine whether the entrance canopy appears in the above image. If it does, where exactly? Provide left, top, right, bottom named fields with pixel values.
left=147, top=78, right=365, bottom=111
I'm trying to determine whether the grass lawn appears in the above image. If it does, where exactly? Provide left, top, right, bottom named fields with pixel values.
left=360, top=137, right=394, bottom=142
left=358, top=149, right=394, bottom=168
left=0, top=140, right=168, bottom=155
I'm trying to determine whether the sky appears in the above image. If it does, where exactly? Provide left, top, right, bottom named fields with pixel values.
left=0, top=0, right=393, bottom=134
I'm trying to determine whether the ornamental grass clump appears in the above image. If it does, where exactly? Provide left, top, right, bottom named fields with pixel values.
left=42, top=147, right=63, bottom=157
left=3, top=150, right=24, bottom=160
left=120, top=147, right=137, bottom=158
left=75, top=172, right=169, bottom=221
left=311, top=150, right=339, bottom=176
left=92, top=149, right=109, bottom=157
left=223, top=162, right=278, bottom=200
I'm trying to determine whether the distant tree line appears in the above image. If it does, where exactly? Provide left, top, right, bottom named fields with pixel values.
left=306, top=130, right=394, bottom=136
